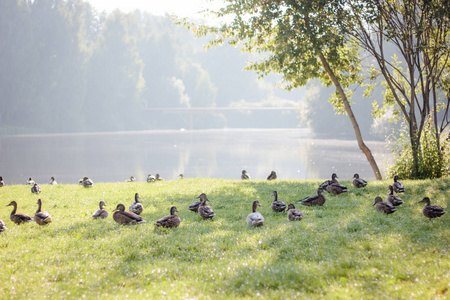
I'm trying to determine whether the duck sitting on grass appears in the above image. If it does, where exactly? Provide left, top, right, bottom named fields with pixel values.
left=154, top=206, right=181, bottom=228
left=352, top=173, right=367, bottom=188
left=287, top=204, right=303, bottom=221
left=393, top=175, right=405, bottom=193
left=298, top=188, right=326, bottom=206
left=34, top=199, right=52, bottom=226
left=373, top=196, right=397, bottom=214
left=241, top=170, right=251, bottom=180
left=7, top=201, right=33, bottom=225
left=418, top=197, right=446, bottom=219
left=267, top=171, right=277, bottom=180
left=91, top=201, right=108, bottom=219
left=197, top=193, right=215, bottom=220
left=387, top=185, right=404, bottom=206
left=113, top=204, right=146, bottom=225
left=129, top=193, right=143, bottom=215
left=247, top=200, right=264, bottom=227
left=271, top=191, right=287, bottom=212
left=31, top=183, right=41, bottom=194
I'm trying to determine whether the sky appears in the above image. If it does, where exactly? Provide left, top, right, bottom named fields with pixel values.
left=86, top=0, right=222, bottom=19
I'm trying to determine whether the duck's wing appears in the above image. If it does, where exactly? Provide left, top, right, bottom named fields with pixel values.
left=188, top=201, right=201, bottom=212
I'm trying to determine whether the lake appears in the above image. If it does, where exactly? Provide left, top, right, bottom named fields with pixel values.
left=0, top=128, right=392, bottom=184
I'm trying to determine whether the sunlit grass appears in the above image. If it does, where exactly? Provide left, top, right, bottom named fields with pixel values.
left=0, top=178, right=449, bottom=299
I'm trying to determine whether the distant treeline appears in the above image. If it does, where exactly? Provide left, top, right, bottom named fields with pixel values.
left=0, top=0, right=380, bottom=138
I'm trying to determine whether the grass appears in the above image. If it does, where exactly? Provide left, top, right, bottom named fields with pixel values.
left=0, top=178, right=449, bottom=299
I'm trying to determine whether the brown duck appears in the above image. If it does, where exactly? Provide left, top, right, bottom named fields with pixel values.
left=189, top=193, right=205, bottom=213
left=298, top=188, right=326, bottom=206
left=271, top=191, right=287, bottom=212
left=387, top=185, right=403, bottom=206
left=246, top=200, right=264, bottom=227
left=6, top=201, right=33, bottom=225
left=34, top=199, right=52, bottom=225
left=418, top=197, right=446, bottom=219
left=31, top=183, right=41, bottom=194
left=287, top=204, right=303, bottom=221
left=352, top=173, right=367, bottom=188
left=267, top=171, right=277, bottom=180
left=392, top=175, right=405, bottom=193
left=113, top=204, right=146, bottom=225
left=91, top=201, right=108, bottom=219
left=129, top=193, right=143, bottom=215
left=373, top=196, right=397, bottom=214
left=154, top=206, right=181, bottom=228
left=241, top=170, right=251, bottom=180
left=197, top=194, right=215, bottom=219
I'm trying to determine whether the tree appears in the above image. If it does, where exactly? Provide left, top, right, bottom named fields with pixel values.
left=177, top=0, right=383, bottom=179
left=348, top=0, right=450, bottom=178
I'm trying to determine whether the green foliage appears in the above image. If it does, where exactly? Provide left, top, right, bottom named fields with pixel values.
left=387, top=120, right=450, bottom=179
left=0, top=179, right=449, bottom=298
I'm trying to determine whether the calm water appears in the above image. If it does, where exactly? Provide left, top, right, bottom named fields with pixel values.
left=0, top=129, right=391, bottom=184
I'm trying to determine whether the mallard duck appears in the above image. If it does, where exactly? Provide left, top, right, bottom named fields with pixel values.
left=418, top=197, right=446, bottom=219
left=373, top=196, right=397, bottom=214
left=197, top=193, right=215, bottom=219
left=188, top=194, right=203, bottom=213
left=246, top=200, right=264, bottom=226
left=352, top=173, right=367, bottom=188
left=155, top=174, right=164, bottom=181
left=267, top=171, right=277, bottom=180
left=387, top=185, right=403, bottom=206
left=113, top=204, right=146, bottom=225
left=31, top=183, right=41, bottom=194
left=393, top=175, right=405, bottom=193
left=91, top=201, right=108, bottom=219
left=27, top=177, right=35, bottom=185
left=34, top=199, right=52, bottom=225
left=241, top=170, right=251, bottom=180
left=271, top=191, right=287, bottom=212
left=0, top=218, right=6, bottom=232
left=147, top=174, right=155, bottom=183
left=6, top=201, right=33, bottom=225
left=0, top=176, right=4, bottom=187
left=298, top=188, right=326, bottom=206
left=179, top=174, right=184, bottom=179
left=125, top=176, right=135, bottom=182
left=129, top=193, right=143, bottom=215
left=49, top=177, right=57, bottom=185
left=319, top=173, right=339, bottom=190
left=82, top=177, right=94, bottom=188
left=154, top=206, right=181, bottom=228
left=287, top=204, right=303, bottom=221
left=326, top=182, right=348, bottom=195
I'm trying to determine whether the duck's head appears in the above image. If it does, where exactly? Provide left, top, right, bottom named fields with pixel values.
left=287, top=203, right=296, bottom=211
left=170, top=206, right=179, bottom=215
left=135, top=193, right=140, bottom=201
left=373, top=196, right=383, bottom=206
left=272, top=190, right=278, bottom=197
left=331, top=173, right=338, bottom=179
left=353, top=173, right=359, bottom=179
left=393, top=175, right=399, bottom=182
left=178, top=174, right=183, bottom=178
left=242, top=170, right=247, bottom=174
left=252, top=200, right=261, bottom=212
left=418, top=197, right=431, bottom=205
left=99, top=201, right=107, bottom=207
left=114, top=204, right=126, bottom=212
left=6, top=201, right=17, bottom=207
left=197, top=193, right=208, bottom=201
left=37, top=199, right=42, bottom=205
left=51, top=177, right=55, bottom=180
left=155, top=174, right=161, bottom=179
left=388, top=185, right=394, bottom=192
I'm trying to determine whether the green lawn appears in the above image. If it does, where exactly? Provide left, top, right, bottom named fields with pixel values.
left=0, top=178, right=449, bottom=299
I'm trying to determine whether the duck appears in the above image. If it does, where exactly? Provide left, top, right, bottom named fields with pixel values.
left=387, top=185, right=404, bottom=206
left=241, top=170, right=251, bottom=180
left=6, top=201, right=33, bottom=225
left=31, top=183, right=41, bottom=194
left=125, top=176, right=135, bottom=182
left=34, top=199, right=52, bottom=225
left=352, top=173, right=367, bottom=188
left=113, top=204, right=146, bottom=225
left=393, top=175, right=405, bottom=193
left=154, top=206, right=181, bottom=228
left=147, top=174, right=155, bottom=183
left=27, top=177, right=35, bottom=185
left=197, top=193, right=215, bottom=219
left=49, top=177, right=57, bottom=185
left=287, top=204, right=303, bottom=221
left=373, top=196, right=397, bottom=214
left=91, top=201, right=108, bottom=219
left=267, top=171, right=277, bottom=180
left=418, top=197, right=446, bottom=219
left=129, top=193, right=143, bottom=215
left=188, top=194, right=203, bottom=213
left=155, top=174, right=164, bottom=181
left=298, top=188, right=326, bottom=206
left=81, top=177, right=94, bottom=188
left=271, top=191, right=287, bottom=212
left=326, top=182, right=348, bottom=195
left=246, top=200, right=264, bottom=226
left=319, top=173, right=339, bottom=190
left=179, top=174, right=184, bottom=179
left=0, top=218, right=6, bottom=232
left=0, top=176, right=4, bottom=187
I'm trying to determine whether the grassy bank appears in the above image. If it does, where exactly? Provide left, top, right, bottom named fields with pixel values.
left=0, top=178, right=449, bottom=299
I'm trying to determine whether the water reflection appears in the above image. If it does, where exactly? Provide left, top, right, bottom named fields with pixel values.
left=0, top=129, right=391, bottom=184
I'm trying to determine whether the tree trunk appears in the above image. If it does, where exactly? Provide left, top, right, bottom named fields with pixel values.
left=318, top=52, right=383, bottom=180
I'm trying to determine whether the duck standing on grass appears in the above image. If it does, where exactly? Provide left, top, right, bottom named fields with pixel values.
left=113, top=204, right=146, bottom=225
left=267, top=171, right=277, bottom=180
left=287, top=204, right=303, bottom=221
left=387, top=185, right=403, bottom=206
left=352, top=173, right=367, bottom=188
left=0, top=218, right=7, bottom=232
left=393, top=175, right=405, bottom=193
left=6, top=201, right=33, bottom=225
left=247, top=200, right=264, bottom=227
left=129, top=193, right=143, bottom=215
left=418, top=197, right=446, bottom=219
left=298, top=188, right=326, bottom=206
left=49, top=177, right=57, bottom=185
left=271, top=191, right=287, bottom=212
left=197, top=193, right=215, bottom=220
left=34, top=199, right=52, bottom=225
left=154, top=206, right=181, bottom=228
left=31, top=183, right=41, bottom=194
left=241, top=170, right=251, bottom=180
left=373, top=196, right=397, bottom=214
left=91, top=201, right=108, bottom=219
